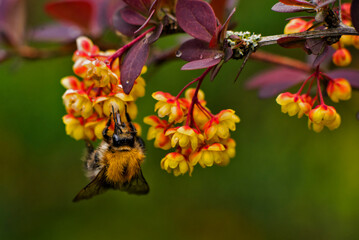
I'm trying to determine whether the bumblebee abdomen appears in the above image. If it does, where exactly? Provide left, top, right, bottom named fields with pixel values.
left=105, top=149, right=145, bottom=184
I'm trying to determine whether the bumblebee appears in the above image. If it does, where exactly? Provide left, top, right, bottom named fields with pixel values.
left=73, top=106, right=149, bottom=202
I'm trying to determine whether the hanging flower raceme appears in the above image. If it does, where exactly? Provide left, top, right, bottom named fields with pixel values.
left=145, top=87, right=240, bottom=176
left=275, top=69, right=350, bottom=133
left=61, top=36, right=147, bottom=141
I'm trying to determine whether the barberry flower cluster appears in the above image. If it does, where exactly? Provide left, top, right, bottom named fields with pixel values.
left=331, top=3, right=358, bottom=67
left=145, top=82, right=240, bottom=176
left=62, top=37, right=146, bottom=140
left=276, top=69, right=351, bottom=133
left=283, top=3, right=357, bottom=67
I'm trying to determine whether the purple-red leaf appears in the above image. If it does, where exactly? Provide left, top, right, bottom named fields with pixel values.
left=279, top=0, right=315, bottom=8
left=246, top=67, right=307, bottom=98
left=0, top=0, right=26, bottom=46
left=311, top=44, right=329, bottom=67
left=134, top=9, right=155, bottom=35
left=45, top=1, right=93, bottom=31
left=277, top=36, right=306, bottom=49
left=351, top=0, right=359, bottom=33
left=316, top=0, right=336, bottom=9
left=120, top=7, right=146, bottom=26
left=120, top=37, right=150, bottom=94
left=305, top=38, right=326, bottom=55
left=219, top=7, right=236, bottom=43
left=327, top=69, right=359, bottom=89
left=148, top=23, right=163, bottom=44
left=176, top=0, right=217, bottom=42
left=123, top=0, right=153, bottom=15
left=113, top=7, right=138, bottom=36
left=28, top=24, right=82, bottom=42
left=181, top=58, right=221, bottom=70
left=210, top=60, right=224, bottom=81
left=272, top=2, right=313, bottom=12
left=178, top=39, right=223, bottom=62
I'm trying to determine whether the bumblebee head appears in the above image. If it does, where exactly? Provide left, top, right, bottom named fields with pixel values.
left=111, top=106, right=135, bottom=148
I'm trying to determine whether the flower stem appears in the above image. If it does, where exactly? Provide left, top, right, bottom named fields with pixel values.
left=185, top=67, right=213, bottom=126
left=175, top=78, right=200, bottom=99
left=297, top=72, right=315, bottom=94
left=315, top=67, right=325, bottom=104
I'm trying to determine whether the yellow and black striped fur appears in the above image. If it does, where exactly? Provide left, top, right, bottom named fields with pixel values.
left=73, top=107, right=149, bottom=202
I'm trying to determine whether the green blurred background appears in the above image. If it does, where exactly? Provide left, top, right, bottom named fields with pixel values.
left=1, top=1, right=359, bottom=239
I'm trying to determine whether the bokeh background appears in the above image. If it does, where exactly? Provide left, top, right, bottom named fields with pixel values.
left=1, top=1, right=359, bottom=239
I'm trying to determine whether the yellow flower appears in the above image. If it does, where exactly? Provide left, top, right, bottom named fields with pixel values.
left=62, top=89, right=93, bottom=118
left=326, top=78, right=352, bottom=103
left=63, top=114, right=96, bottom=141
left=93, top=92, right=133, bottom=117
left=166, top=126, right=204, bottom=151
left=218, top=138, right=236, bottom=167
left=308, top=104, right=341, bottom=132
left=61, top=76, right=82, bottom=90
left=144, top=115, right=171, bottom=150
left=130, top=76, right=146, bottom=100
left=73, top=59, right=118, bottom=87
left=72, top=36, right=99, bottom=61
left=190, top=143, right=226, bottom=168
left=276, top=92, right=312, bottom=118
left=161, top=152, right=193, bottom=176
left=204, top=109, right=240, bottom=140
left=152, top=91, right=188, bottom=123
left=332, top=48, right=352, bottom=67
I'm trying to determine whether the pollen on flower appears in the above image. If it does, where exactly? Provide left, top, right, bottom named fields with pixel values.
left=61, top=36, right=147, bottom=141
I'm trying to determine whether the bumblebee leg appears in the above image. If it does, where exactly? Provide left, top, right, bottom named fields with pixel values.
left=85, top=140, right=94, bottom=156
left=124, top=105, right=136, bottom=134
left=102, top=115, right=112, bottom=143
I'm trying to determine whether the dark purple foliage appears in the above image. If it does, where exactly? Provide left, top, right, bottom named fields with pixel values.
left=0, top=0, right=26, bottom=46
left=316, top=0, right=336, bottom=9
left=351, top=0, right=359, bottom=33
left=327, top=69, right=359, bottom=89
left=147, top=23, right=163, bottom=44
left=176, top=0, right=217, bottom=42
left=29, top=24, right=82, bottom=42
left=272, top=2, right=313, bottom=13
left=181, top=58, right=222, bottom=70
left=123, top=0, right=153, bottom=15
left=246, top=67, right=308, bottom=98
left=113, top=8, right=139, bottom=36
left=279, top=0, right=315, bottom=8
left=120, top=7, right=146, bottom=25
left=210, top=60, right=224, bottom=81
left=120, top=37, right=150, bottom=94
left=305, top=38, right=326, bottom=55
left=277, top=37, right=306, bottom=49
left=44, top=0, right=119, bottom=38
left=311, top=44, right=329, bottom=67
left=45, top=1, right=93, bottom=30
left=178, top=39, right=223, bottom=62
left=219, top=7, right=236, bottom=43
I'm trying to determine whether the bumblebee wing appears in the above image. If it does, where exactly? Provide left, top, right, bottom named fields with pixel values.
left=73, top=167, right=109, bottom=202
left=123, top=169, right=149, bottom=195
